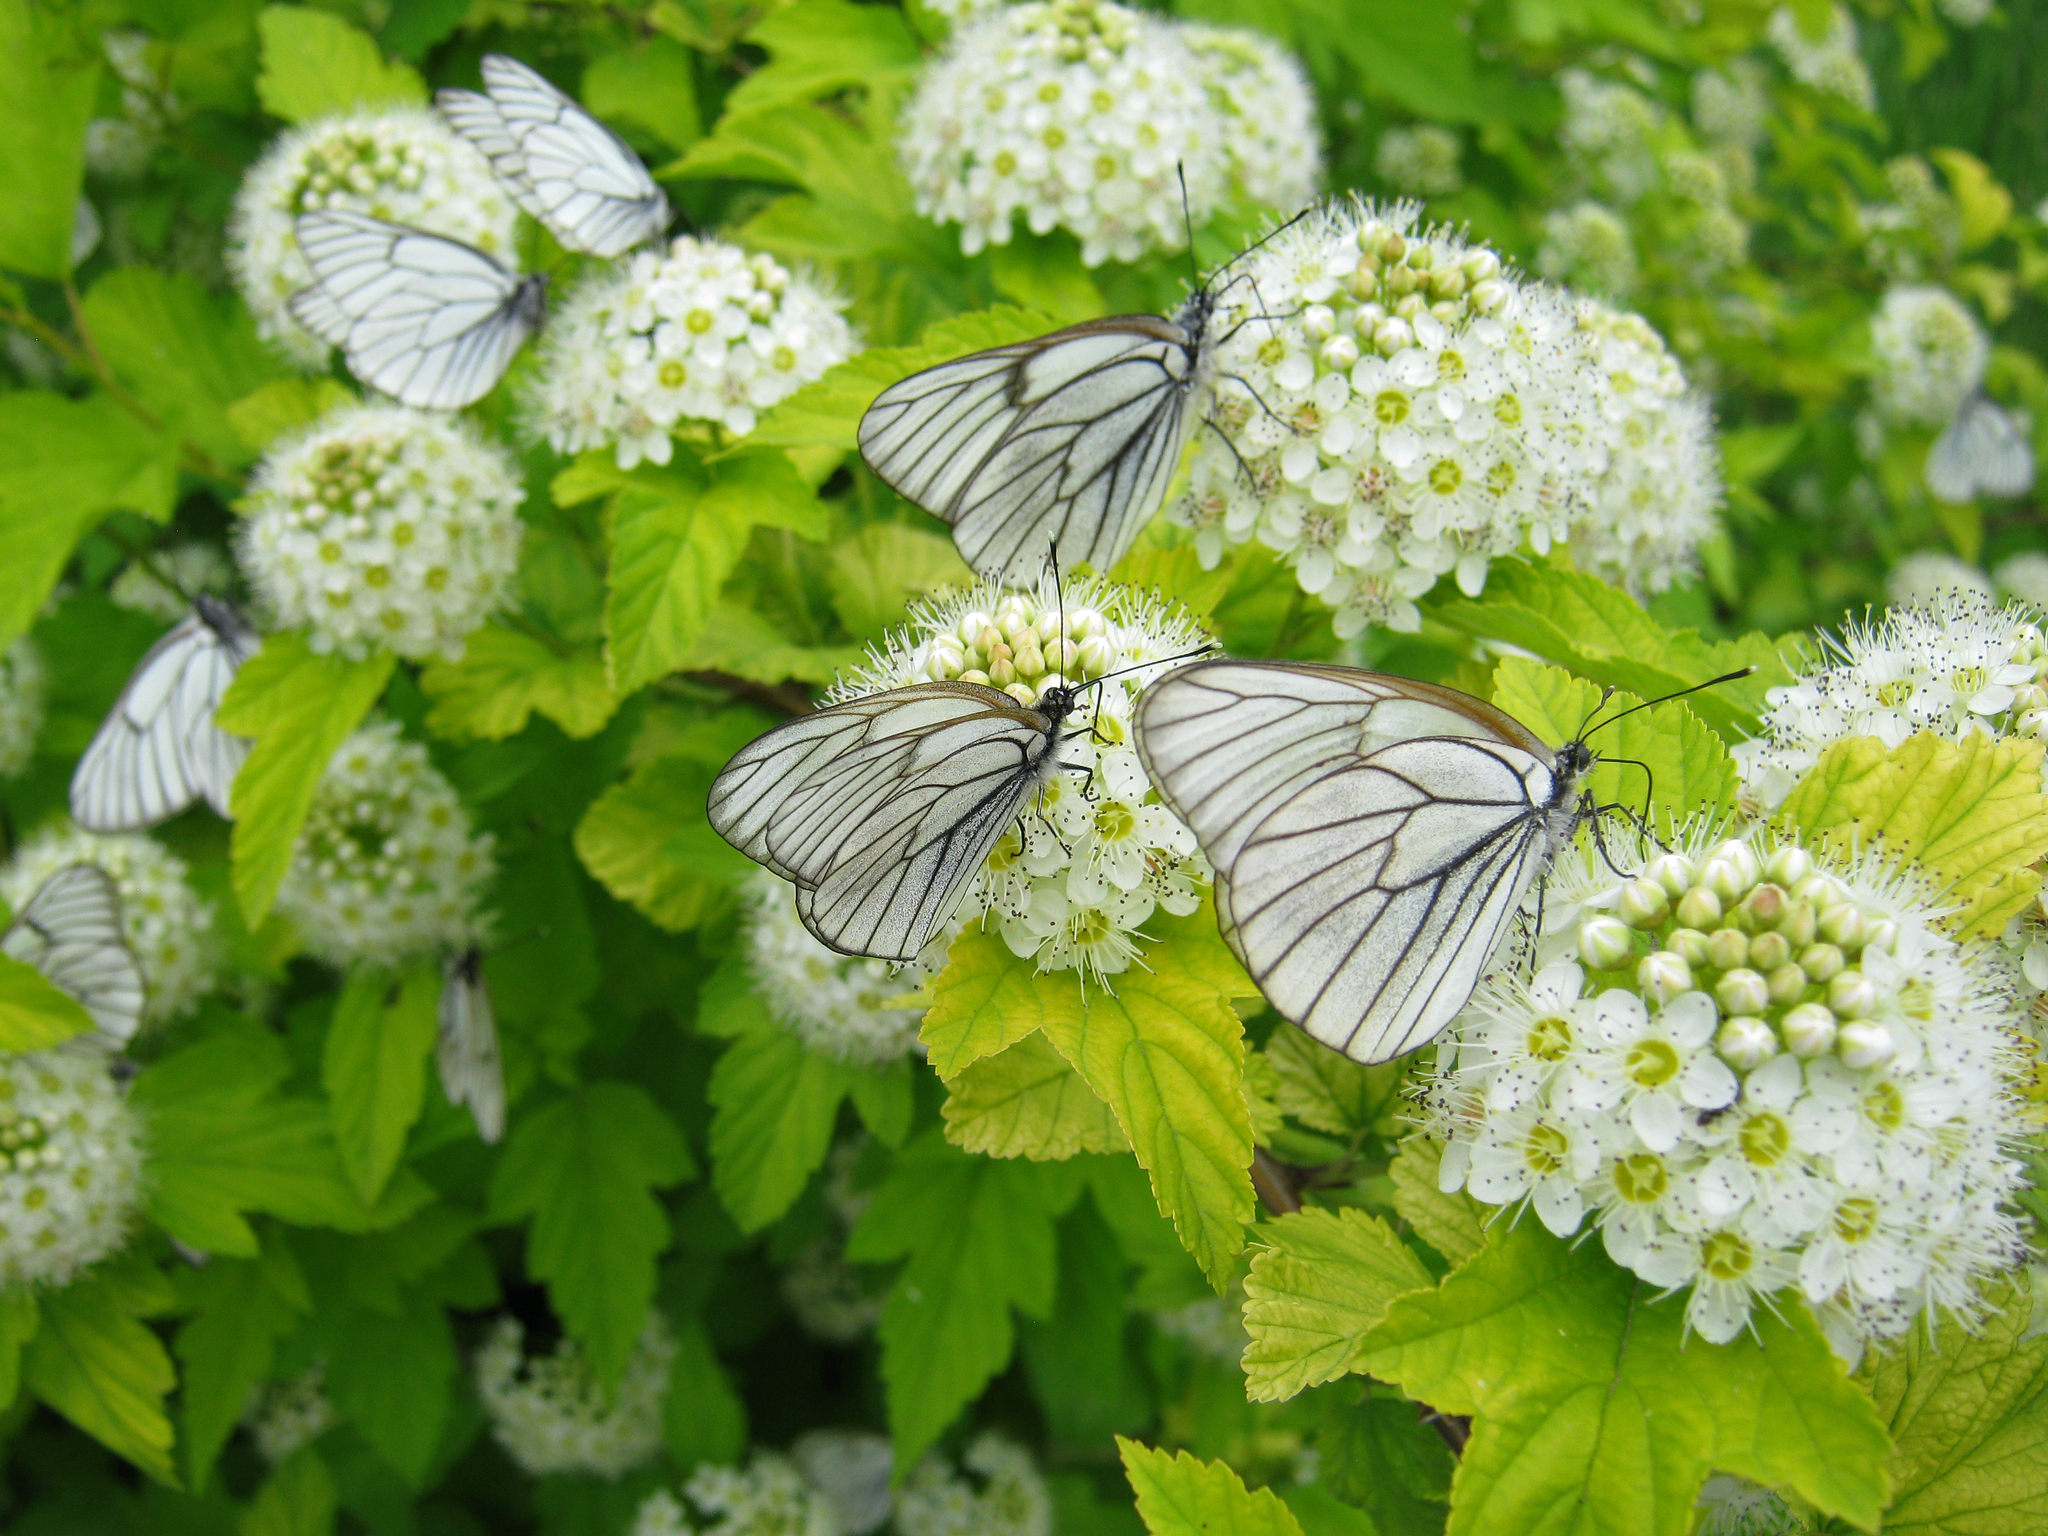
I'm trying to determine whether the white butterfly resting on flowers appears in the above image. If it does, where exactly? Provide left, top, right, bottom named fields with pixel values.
left=437, top=948, right=505, bottom=1144
left=1134, top=660, right=1748, bottom=1064
left=438, top=54, right=670, bottom=259
left=71, top=593, right=259, bottom=833
left=1, top=865, right=145, bottom=1047
left=289, top=210, right=547, bottom=410
left=1925, top=392, right=2035, bottom=503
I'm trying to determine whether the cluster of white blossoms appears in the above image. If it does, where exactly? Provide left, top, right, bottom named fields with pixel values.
left=1690, top=62, right=1771, bottom=150
left=228, top=107, right=516, bottom=365
left=896, top=1435, right=1052, bottom=1536
left=839, top=575, right=1210, bottom=980
left=1, top=827, right=218, bottom=1030
left=528, top=236, right=855, bottom=468
left=784, top=1138, right=885, bottom=1342
left=1869, top=285, right=1987, bottom=429
left=0, top=1051, right=143, bottom=1289
left=1862, top=157, right=1964, bottom=279
left=475, top=1315, right=674, bottom=1478
left=1426, top=825, right=2030, bottom=1352
left=1995, top=551, right=2048, bottom=609
left=1557, top=68, right=1663, bottom=205
left=1885, top=550, right=1994, bottom=608
left=85, top=29, right=177, bottom=180
left=1374, top=125, right=1463, bottom=199
left=633, top=1454, right=839, bottom=1536
left=245, top=1362, right=338, bottom=1464
left=109, top=543, right=233, bottom=623
left=0, top=638, right=44, bottom=778
left=240, top=404, right=524, bottom=663
left=1537, top=201, right=1638, bottom=299
left=277, top=721, right=495, bottom=968
left=1767, top=5, right=1876, bottom=111
left=1170, top=199, right=1626, bottom=637
left=745, top=872, right=936, bottom=1064
left=1736, top=593, right=2048, bottom=809
left=1567, top=302, right=1722, bottom=596
left=899, top=0, right=1317, bottom=267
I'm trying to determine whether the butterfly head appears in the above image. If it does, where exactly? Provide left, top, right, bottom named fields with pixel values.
left=515, top=274, right=549, bottom=330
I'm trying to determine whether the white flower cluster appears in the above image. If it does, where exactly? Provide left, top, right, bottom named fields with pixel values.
left=1870, top=285, right=1987, bottom=428
left=1737, top=593, right=2048, bottom=809
left=1426, top=826, right=2030, bottom=1352
left=1169, top=199, right=1615, bottom=636
left=784, top=1138, right=885, bottom=1343
left=528, top=236, right=856, bottom=468
left=1374, top=125, right=1463, bottom=198
left=838, top=574, right=1209, bottom=981
left=1995, top=552, right=2048, bottom=609
left=240, top=404, right=523, bottom=663
left=1151, top=1292, right=1247, bottom=1362
left=109, top=543, right=233, bottom=623
left=475, top=1314, right=674, bottom=1478
left=2, top=827, right=218, bottom=1029
left=633, top=1454, right=839, bottom=1536
left=745, top=872, right=935, bottom=1064
left=1766, top=5, right=1875, bottom=112
left=0, top=1050, right=142, bottom=1289
left=1690, top=62, right=1771, bottom=150
left=228, top=107, right=516, bottom=366
left=245, top=1361, right=338, bottom=1464
left=277, top=721, right=495, bottom=968
left=1862, top=157, right=1963, bottom=279
left=899, top=0, right=1317, bottom=267
left=85, top=29, right=177, bottom=180
left=1568, top=301, right=1722, bottom=596
left=1886, top=550, right=1994, bottom=608
left=1537, top=201, right=1638, bottom=299
left=1557, top=68, right=1663, bottom=204
left=1937, top=0, right=1995, bottom=26
left=897, top=1435, right=1052, bottom=1536
left=0, top=637, right=44, bottom=778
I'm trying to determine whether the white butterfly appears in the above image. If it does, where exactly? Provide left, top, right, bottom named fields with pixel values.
left=1926, top=393, right=2035, bottom=503
left=1135, top=660, right=1608, bottom=1065
left=289, top=210, right=546, bottom=410
left=1, top=864, right=146, bottom=1047
left=438, top=54, right=669, bottom=259
left=707, top=680, right=1094, bottom=960
left=72, top=594, right=259, bottom=833
left=437, top=948, right=505, bottom=1144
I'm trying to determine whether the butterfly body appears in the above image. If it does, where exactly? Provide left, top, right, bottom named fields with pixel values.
left=1135, top=660, right=1595, bottom=1064
left=438, top=947, right=505, bottom=1143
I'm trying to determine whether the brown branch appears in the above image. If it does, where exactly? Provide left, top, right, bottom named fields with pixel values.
left=681, top=670, right=813, bottom=717
left=1251, top=1147, right=1302, bottom=1216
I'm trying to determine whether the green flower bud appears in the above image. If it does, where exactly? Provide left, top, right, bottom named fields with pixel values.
left=1709, top=839, right=1762, bottom=886
left=1736, top=883, right=1786, bottom=933
left=1638, top=951, right=1694, bottom=1004
left=1463, top=249, right=1501, bottom=282
left=1076, top=635, right=1115, bottom=677
left=1748, top=930, right=1792, bottom=972
left=988, top=656, right=1017, bottom=686
left=1579, top=915, right=1636, bottom=971
left=1717, top=1016, right=1777, bottom=1071
left=1471, top=278, right=1509, bottom=313
left=1715, top=967, right=1770, bottom=1016
left=1794, top=873, right=1846, bottom=906
left=1666, top=928, right=1711, bottom=967
left=960, top=668, right=991, bottom=686
left=1704, top=927, right=1750, bottom=971
left=1767, top=963, right=1809, bottom=1006
left=1864, top=918, right=1899, bottom=954
left=1702, top=859, right=1750, bottom=904
left=1818, top=903, right=1866, bottom=949
left=1675, top=886, right=1723, bottom=930
left=1799, top=942, right=1845, bottom=983
left=1003, top=682, right=1037, bottom=707
left=1781, top=1002, right=1838, bottom=1058
left=1827, top=970, right=1877, bottom=1019
left=1776, top=901, right=1817, bottom=949
left=1764, top=845, right=1813, bottom=888
left=1645, top=853, right=1694, bottom=897
left=1837, top=1021, right=1897, bottom=1071
left=1373, top=317, right=1414, bottom=353
left=1618, top=879, right=1670, bottom=928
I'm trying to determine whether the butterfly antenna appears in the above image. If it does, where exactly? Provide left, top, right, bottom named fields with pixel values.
left=1580, top=667, right=1757, bottom=741
left=1082, top=643, right=1218, bottom=696
left=1177, top=163, right=1200, bottom=289
left=99, top=527, right=197, bottom=609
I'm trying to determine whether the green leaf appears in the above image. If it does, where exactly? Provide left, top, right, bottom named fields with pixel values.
left=942, top=1031, right=1129, bottom=1160
left=1314, top=1389, right=1455, bottom=1536
left=665, top=1316, right=746, bottom=1472
left=919, top=926, right=1071, bottom=1079
left=218, top=632, right=395, bottom=927
left=680, top=600, right=863, bottom=685
left=845, top=1131, right=1079, bottom=1468
left=315, top=1282, right=456, bottom=1488
left=582, top=36, right=699, bottom=152
left=1118, top=1439, right=1305, bottom=1536
left=829, top=524, right=975, bottom=640
left=1328, top=3, right=1484, bottom=125
left=574, top=755, right=755, bottom=930
left=323, top=962, right=441, bottom=1206
left=1353, top=1222, right=1892, bottom=1536
left=0, top=1288, right=37, bottom=1412
left=1861, top=1277, right=2048, bottom=1534
left=724, top=0, right=918, bottom=115
left=1488, top=656, right=1737, bottom=829
left=1778, top=731, right=2048, bottom=936
left=175, top=1231, right=309, bottom=1493
left=748, top=306, right=1057, bottom=451
left=489, top=1083, right=696, bottom=1387
left=0, top=951, right=94, bottom=1052
left=1241, top=1208, right=1434, bottom=1403
left=1388, top=1137, right=1485, bottom=1267
left=0, top=0, right=97, bottom=279
left=242, top=1447, right=337, bottom=1536
left=254, top=5, right=424, bottom=121
left=226, top=378, right=357, bottom=455
left=419, top=625, right=620, bottom=741
left=708, top=1018, right=864, bottom=1233
left=0, top=392, right=179, bottom=651
left=1020, top=1199, right=1151, bottom=1446
left=24, top=1266, right=179, bottom=1485
left=658, top=98, right=901, bottom=205
left=1262, top=1025, right=1403, bottom=1140
left=81, top=268, right=287, bottom=470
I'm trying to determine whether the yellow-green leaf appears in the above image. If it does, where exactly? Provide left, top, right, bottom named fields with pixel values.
left=323, top=962, right=441, bottom=1206
left=919, top=926, right=1072, bottom=1080
left=1262, top=1025, right=1403, bottom=1140
left=0, top=0, right=98, bottom=279
left=1119, top=1440, right=1305, bottom=1536
left=242, top=1446, right=336, bottom=1536
left=226, top=378, right=356, bottom=454
left=1389, top=1136, right=1485, bottom=1266
left=942, top=1030, right=1128, bottom=1160
left=24, top=1267, right=178, bottom=1485
left=0, top=952, right=93, bottom=1053
left=573, top=755, right=755, bottom=930
left=254, top=6, right=424, bottom=121
left=419, top=625, right=619, bottom=741
left=1241, top=1207, right=1434, bottom=1403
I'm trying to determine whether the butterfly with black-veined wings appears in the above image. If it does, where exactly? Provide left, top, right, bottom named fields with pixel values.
left=1, top=864, right=146, bottom=1047
left=71, top=593, right=259, bottom=833
left=1926, top=392, right=2035, bottom=503
left=438, top=54, right=669, bottom=259
left=1134, top=660, right=1749, bottom=1065
left=437, top=947, right=505, bottom=1143
left=289, top=209, right=547, bottom=410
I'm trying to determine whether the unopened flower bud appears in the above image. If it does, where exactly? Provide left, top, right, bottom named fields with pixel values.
left=1320, top=335, right=1361, bottom=371
left=956, top=611, right=992, bottom=645
left=1767, top=963, right=1809, bottom=1006
left=1717, top=1016, right=1778, bottom=1071
left=1463, top=249, right=1501, bottom=282
left=1302, top=304, right=1336, bottom=340
left=1738, top=883, right=1786, bottom=932
left=1373, top=318, right=1414, bottom=353
left=1702, top=859, right=1750, bottom=904
left=1645, top=853, right=1694, bottom=896
left=1075, top=636, right=1115, bottom=677
left=1470, top=278, right=1508, bottom=313
left=1837, top=1021, right=1897, bottom=1070
left=987, top=656, right=1017, bottom=686
left=960, top=668, right=991, bottom=686
left=1619, top=879, right=1670, bottom=928
left=1776, top=901, right=1817, bottom=948
left=1799, top=942, right=1845, bottom=983
left=1827, top=970, right=1877, bottom=1019
left=1705, top=927, right=1750, bottom=971
left=1004, top=683, right=1036, bottom=707
left=1637, top=951, right=1693, bottom=1003
left=1044, top=637, right=1079, bottom=675
left=1819, top=904, right=1867, bottom=949
left=1709, top=839, right=1762, bottom=886
left=1667, top=928, right=1711, bottom=967
left=1064, top=606, right=1101, bottom=639
left=1864, top=918, right=1899, bottom=954
left=1675, top=887, right=1723, bottom=930
left=1764, top=846, right=1813, bottom=888
left=1781, top=1002, right=1838, bottom=1058
left=1748, top=931, right=1792, bottom=972
left=1715, top=967, right=1770, bottom=1016
left=1579, top=915, right=1635, bottom=970
left=1793, top=873, right=1843, bottom=905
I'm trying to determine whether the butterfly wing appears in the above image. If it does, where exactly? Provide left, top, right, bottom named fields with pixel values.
left=437, top=950, right=505, bottom=1144
left=71, top=601, right=259, bottom=832
left=1134, top=659, right=1562, bottom=1064
left=289, top=210, right=541, bottom=410
left=1, top=865, right=145, bottom=1046
left=858, top=316, right=1200, bottom=581
left=709, top=683, right=1057, bottom=960
left=435, top=86, right=550, bottom=224
left=1928, top=395, right=2035, bottom=501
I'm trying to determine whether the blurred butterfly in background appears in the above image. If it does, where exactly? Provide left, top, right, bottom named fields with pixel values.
left=1, top=865, right=145, bottom=1048
left=72, top=593, right=259, bottom=833
left=438, top=54, right=670, bottom=259
left=290, top=210, right=547, bottom=410
left=437, top=948, right=505, bottom=1144
left=1134, top=660, right=1748, bottom=1064
left=1925, top=392, right=2036, bottom=503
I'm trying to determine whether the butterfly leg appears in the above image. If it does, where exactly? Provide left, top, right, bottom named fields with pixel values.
left=1219, top=371, right=1299, bottom=434
left=1200, top=414, right=1259, bottom=486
